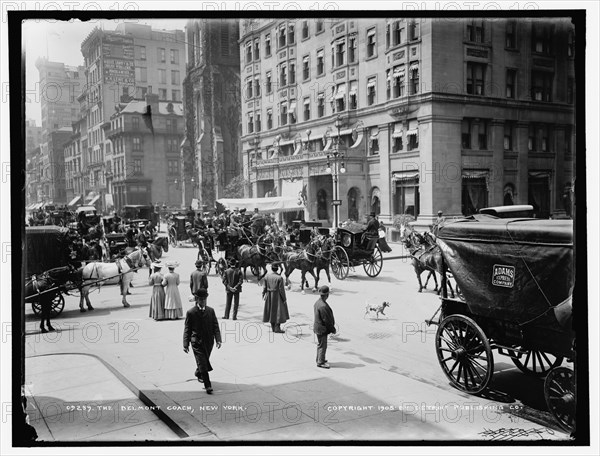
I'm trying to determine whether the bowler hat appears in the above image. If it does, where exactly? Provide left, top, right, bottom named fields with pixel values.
left=195, top=259, right=204, bottom=268
left=369, top=212, right=376, bottom=217
left=194, top=288, right=209, bottom=299
left=271, top=263, right=280, bottom=272
left=318, top=285, right=330, bottom=295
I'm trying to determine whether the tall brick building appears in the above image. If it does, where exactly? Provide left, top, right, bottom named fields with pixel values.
left=240, top=18, right=576, bottom=229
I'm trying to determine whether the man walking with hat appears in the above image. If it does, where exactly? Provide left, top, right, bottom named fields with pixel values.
left=190, top=259, right=208, bottom=296
left=313, top=285, right=336, bottom=369
left=184, top=288, right=222, bottom=394
left=222, top=258, right=243, bottom=320
left=262, top=263, right=289, bottom=333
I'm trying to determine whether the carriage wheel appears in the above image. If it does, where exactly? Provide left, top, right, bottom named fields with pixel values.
left=544, top=367, right=576, bottom=433
left=331, top=246, right=349, bottom=281
left=216, top=258, right=227, bottom=277
left=31, top=293, right=65, bottom=317
left=168, top=228, right=177, bottom=247
left=363, top=245, right=383, bottom=277
left=250, top=265, right=260, bottom=277
left=435, top=315, right=494, bottom=394
left=512, top=349, right=564, bottom=377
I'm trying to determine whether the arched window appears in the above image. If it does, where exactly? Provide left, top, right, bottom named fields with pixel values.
left=370, top=187, right=381, bottom=216
left=347, top=187, right=360, bottom=221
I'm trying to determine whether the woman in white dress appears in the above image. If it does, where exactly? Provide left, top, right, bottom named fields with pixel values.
left=148, top=261, right=165, bottom=321
left=162, top=261, right=183, bottom=319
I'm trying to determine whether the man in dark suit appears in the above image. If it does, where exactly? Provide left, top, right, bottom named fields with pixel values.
left=262, top=263, right=289, bottom=333
left=313, top=285, right=336, bottom=369
left=190, top=259, right=208, bottom=295
left=183, top=289, right=222, bottom=394
left=222, top=259, right=243, bottom=320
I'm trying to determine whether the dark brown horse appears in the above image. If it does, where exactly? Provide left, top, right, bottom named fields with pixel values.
left=236, top=234, right=278, bottom=282
left=399, top=223, right=455, bottom=298
left=280, top=239, right=320, bottom=294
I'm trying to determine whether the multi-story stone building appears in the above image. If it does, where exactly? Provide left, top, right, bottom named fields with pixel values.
left=240, top=18, right=576, bottom=229
left=25, top=119, right=43, bottom=156
left=106, top=93, right=184, bottom=208
left=182, top=19, right=241, bottom=208
left=79, top=23, right=186, bottom=211
left=37, top=128, right=72, bottom=205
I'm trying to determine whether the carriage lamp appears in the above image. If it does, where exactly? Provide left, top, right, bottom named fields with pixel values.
left=340, top=162, right=346, bottom=174
left=326, top=156, right=332, bottom=174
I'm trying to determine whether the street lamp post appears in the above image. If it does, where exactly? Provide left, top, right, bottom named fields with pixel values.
left=326, top=116, right=346, bottom=229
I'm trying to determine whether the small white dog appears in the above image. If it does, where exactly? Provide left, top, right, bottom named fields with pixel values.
left=364, top=301, right=391, bottom=319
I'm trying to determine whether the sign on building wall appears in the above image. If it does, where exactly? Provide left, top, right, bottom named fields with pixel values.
left=102, top=34, right=135, bottom=85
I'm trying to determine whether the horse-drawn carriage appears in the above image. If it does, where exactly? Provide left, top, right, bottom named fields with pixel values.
left=429, top=216, right=575, bottom=433
left=329, top=222, right=384, bottom=280
left=24, top=226, right=76, bottom=317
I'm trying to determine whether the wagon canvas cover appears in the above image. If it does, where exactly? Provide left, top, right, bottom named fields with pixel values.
left=436, top=216, right=573, bottom=326
left=25, top=226, right=71, bottom=276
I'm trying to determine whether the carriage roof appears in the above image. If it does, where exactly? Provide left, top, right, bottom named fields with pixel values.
left=436, top=216, right=573, bottom=328
left=337, top=222, right=368, bottom=235
left=25, top=226, right=72, bottom=275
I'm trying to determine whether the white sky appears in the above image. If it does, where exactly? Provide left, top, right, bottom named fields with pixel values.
left=23, top=19, right=189, bottom=125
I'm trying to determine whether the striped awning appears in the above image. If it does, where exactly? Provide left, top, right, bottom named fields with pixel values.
left=406, top=129, right=418, bottom=137
left=392, top=123, right=403, bottom=139
left=367, top=78, right=376, bottom=88
left=89, top=195, right=101, bottom=205
left=67, top=195, right=81, bottom=207
left=462, top=170, right=489, bottom=179
left=392, top=171, right=419, bottom=182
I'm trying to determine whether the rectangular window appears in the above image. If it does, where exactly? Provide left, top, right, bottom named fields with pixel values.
left=289, top=62, right=296, bottom=84
left=248, top=113, right=254, bottom=134
left=316, top=49, right=325, bottom=75
left=505, top=21, right=516, bottom=48
left=367, top=77, right=376, bottom=106
left=168, top=159, right=178, bottom=175
left=158, top=48, right=166, bottom=62
left=335, top=84, right=346, bottom=112
left=478, top=120, right=488, bottom=150
left=303, top=97, right=311, bottom=121
left=409, top=20, right=419, bottom=40
left=302, top=55, right=310, bottom=80
left=255, top=112, right=262, bottom=132
left=167, top=138, right=178, bottom=153
left=528, top=124, right=536, bottom=151
left=132, top=117, right=140, bottom=130
left=140, top=67, right=147, bottom=82
left=541, top=125, right=551, bottom=152
left=349, top=81, right=357, bottom=110
left=267, top=109, right=273, bottom=129
left=159, top=69, right=166, bottom=84
left=335, top=39, right=345, bottom=66
left=532, top=24, right=553, bottom=55
left=506, top=69, right=516, bottom=98
left=393, top=136, right=403, bottom=152
left=467, top=20, right=484, bottom=43
left=279, top=64, right=287, bottom=86
left=367, top=28, right=376, bottom=58
left=316, top=19, right=324, bottom=34
left=254, top=76, right=261, bottom=97
left=170, top=49, right=179, bottom=64
left=467, top=62, right=485, bottom=95
left=531, top=71, right=553, bottom=102
left=265, top=33, right=271, bottom=56
left=393, top=67, right=405, bottom=98
left=302, top=20, right=309, bottom=39
left=288, top=24, right=295, bottom=45
left=171, top=70, right=180, bottom=85
left=266, top=71, right=272, bottom=93
left=172, top=89, right=181, bottom=102
left=158, top=88, right=167, bottom=100
left=133, top=137, right=141, bottom=152
left=349, top=37, right=357, bottom=63
left=246, top=41, right=253, bottom=63
left=462, top=177, right=488, bottom=216
left=133, top=158, right=142, bottom=174
left=280, top=102, right=288, bottom=126
left=317, top=93, right=325, bottom=117
left=140, top=46, right=146, bottom=60
left=393, top=21, right=402, bottom=45
left=166, top=119, right=177, bottom=133
left=504, top=122, right=513, bottom=151
left=278, top=25, right=286, bottom=48
left=410, top=66, right=419, bottom=95
left=567, top=78, right=574, bottom=104
left=246, top=78, right=253, bottom=99
left=461, top=118, right=472, bottom=149
left=289, top=100, right=297, bottom=124
left=394, top=180, right=419, bottom=216
left=254, top=39, right=260, bottom=60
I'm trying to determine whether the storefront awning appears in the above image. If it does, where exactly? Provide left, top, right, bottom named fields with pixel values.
left=392, top=123, right=403, bottom=139
left=462, top=170, right=489, bottom=179
left=406, top=129, right=418, bottom=138
left=392, top=171, right=419, bottom=182
left=67, top=195, right=81, bottom=207
left=89, top=195, right=100, bottom=205
left=529, top=170, right=551, bottom=178
left=217, top=196, right=304, bottom=212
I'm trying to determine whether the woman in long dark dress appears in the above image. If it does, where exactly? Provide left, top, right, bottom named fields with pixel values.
left=148, top=262, right=166, bottom=320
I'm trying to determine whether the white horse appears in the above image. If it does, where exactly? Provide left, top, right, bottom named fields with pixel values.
left=79, top=248, right=150, bottom=311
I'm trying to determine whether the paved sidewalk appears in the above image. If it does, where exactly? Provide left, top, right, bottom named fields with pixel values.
left=25, top=354, right=179, bottom=441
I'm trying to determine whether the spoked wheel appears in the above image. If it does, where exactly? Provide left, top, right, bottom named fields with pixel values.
left=216, top=258, right=227, bottom=277
left=168, top=228, right=177, bottom=247
left=512, top=349, right=564, bottom=377
left=435, top=315, right=494, bottom=394
left=331, top=246, right=349, bottom=280
left=363, top=245, right=383, bottom=277
left=31, top=292, right=65, bottom=317
left=544, top=367, right=576, bottom=433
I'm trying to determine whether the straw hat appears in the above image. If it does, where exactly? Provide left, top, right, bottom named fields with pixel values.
left=166, top=261, right=179, bottom=269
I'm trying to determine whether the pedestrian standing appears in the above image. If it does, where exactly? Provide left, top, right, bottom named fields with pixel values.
left=162, top=261, right=183, bottom=319
left=148, top=261, right=165, bottom=321
left=313, top=285, right=336, bottom=369
left=183, top=289, right=222, bottom=394
left=222, top=258, right=243, bottom=320
left=262, top=263, right=289, bottom=333
left=377, top=220, right=393, bottom=253
left=190, top=259, right=208, bottom=296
